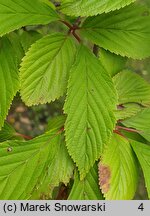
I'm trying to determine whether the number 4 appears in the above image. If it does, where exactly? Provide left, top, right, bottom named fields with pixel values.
left=138, top=203, right=144, bottom=211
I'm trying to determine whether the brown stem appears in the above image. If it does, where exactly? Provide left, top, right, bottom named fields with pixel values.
left=15, top=127, right=64, bottom=142
left=57, top=127, right=64, bottom=134
left=113, top=130, right=127, bottom=139
left=15, top=133, right=32, bottom=140
left=60, top=19, right=81, bottom=43
left=116, top=125, right=140, bottom=133
left=60, top=20, right=72, bottom=29
left=72, top=31, right=81, bottom=43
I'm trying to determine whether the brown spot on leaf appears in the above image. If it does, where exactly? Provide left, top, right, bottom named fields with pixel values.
left=98, top=163, right=111, bottom=194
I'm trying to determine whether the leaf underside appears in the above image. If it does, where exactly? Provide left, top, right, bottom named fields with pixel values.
left=64, top=45, right=117, bottom=179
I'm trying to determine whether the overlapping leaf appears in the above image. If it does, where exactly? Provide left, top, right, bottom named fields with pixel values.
left=80, top=4, right=150, bottom=59
left=113, top=70, right=150, bottom=106
left=31, top=136, right=74, bottom=199
left=20, top=33, right=77, bottom=106
left=64, top=45, right=117, bottom=179
left=115, top=103, right=143, bottom=120
left=0, top=36, right=19, bottom=129
left=0, top=129, right=74, bottom=199
left=123, top=108, right=150, bottom=142
left=131, top=140, right=150, bottom=198
left=0, top=0, right=59, bottom=36
left=99, top=49, right=126, bottom=77
left=20, top=30, right=42, bottom=52
left=68, top=164, right=103, bottom=200
left=7, top=32, right=24, bottom=65
left=99, top=133, right=138, bottom=200
left=0, top=122, right=23, bottom=142
left=46, top=115, right=66, bottom=132
left=60, top=0, right=135, bottom=16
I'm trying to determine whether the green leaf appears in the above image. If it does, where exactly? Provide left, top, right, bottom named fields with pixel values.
left=64, top=45, right=117, bottom=179
left=46, top=115, right=66, bottom=132
left=68, top=164, right=103, bottom=200
left=60, top=0, right=135, bottom=17
left=0, top=122, right=23, bottom=142
left=113, top=70, right=150, bottom=106
left=20, top=33, right=77, bottom=106
left=99, top=49, right=126, bottom=77
left=131, top=140, right=150, bottom=199
left=122, top=130, right=147, bottom=143
left=80, top=4, right=150, bottom=59
left=20, top=30, right=42, bottom=52
left=40, top=0, right=55, bottom=9
left=123, top=108, right=150, bottom=142
left=0, top=0, right=59, bottom=36
left=7, top=32, right=24, bottom=65
left=115, top=103, right=143, bottom=120
left=99, top=133, right=138, bottom=200
left=0, top=129, right=74, bottom=199
left=30, top=135, right=74, bottom=199
left=0, top=36, right=19, bottom=129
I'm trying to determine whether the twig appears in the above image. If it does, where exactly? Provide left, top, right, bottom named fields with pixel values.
left=113, top=130, right=127, bottom=139
left=116, top=125, right=140, bottom=133
left=15, top=133, right=32, bottom=140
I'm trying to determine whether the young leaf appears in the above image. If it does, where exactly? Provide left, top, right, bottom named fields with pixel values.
left=64, top=45, right=117, bottom=179
left=113, top=70, right=150, bottom=106
left=60, top=0, right=135, bottom=17
left=0, top=129, right=73, bottom=199
left=20, top=33, right=77, bottom=106
left=0, top=36, right=19, bottom=129
left=99, top=133, right=138, bottom=200
left=131, top=140, right=150, bottom=199
left=68, top=164, right=103, bottom=200
left=123, top=108, right=150, bottom=142
left=80, top=4, right=150, bottom=59
left=99, top=49, right=126, bottom=77
left=0, top=0, right=59, bottom=36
